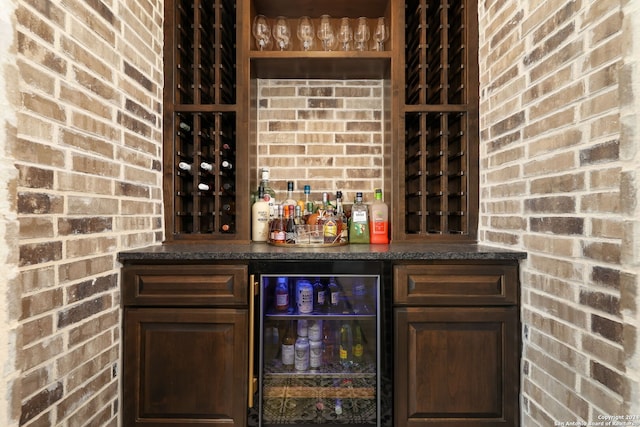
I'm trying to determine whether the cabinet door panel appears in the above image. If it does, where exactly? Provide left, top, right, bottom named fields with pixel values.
left=394, top=264, right=518, bottom=306
left=123, top=264, right=248, bottom=306
left=394, top=307, right=519, bottom=427
left=124, top=308, right=248, bottom=426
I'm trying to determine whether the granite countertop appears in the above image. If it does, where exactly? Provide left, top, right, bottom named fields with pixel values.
left=117, top=242, right=527, bottom=262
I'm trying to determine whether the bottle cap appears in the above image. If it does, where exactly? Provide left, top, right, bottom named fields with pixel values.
left=304, top=185, right=310, bottom=194
left=288, top=181, right=294, bottom=191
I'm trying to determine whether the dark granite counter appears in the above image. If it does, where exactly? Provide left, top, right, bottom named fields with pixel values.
left=117, top=242, right=527, bottom=262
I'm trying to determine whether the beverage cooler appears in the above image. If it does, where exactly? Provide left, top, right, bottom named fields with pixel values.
left=250, top=261, right=389, bottom=427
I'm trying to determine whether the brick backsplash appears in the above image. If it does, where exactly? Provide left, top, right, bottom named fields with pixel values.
left=256, top=79, right=385, bottom=203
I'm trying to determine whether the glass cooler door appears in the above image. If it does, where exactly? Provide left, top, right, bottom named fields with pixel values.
left=259, top=273, right=380, bottom=426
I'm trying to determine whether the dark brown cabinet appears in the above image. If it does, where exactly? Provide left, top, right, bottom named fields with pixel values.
left=121, top=264, right=250, bottom=426
left=393, top=263, right=520, bottom=426
left=162, top=0, right=479, bottom=243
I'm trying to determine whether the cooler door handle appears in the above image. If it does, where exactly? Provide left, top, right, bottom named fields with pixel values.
left=248, top=275, right=258, bottom=408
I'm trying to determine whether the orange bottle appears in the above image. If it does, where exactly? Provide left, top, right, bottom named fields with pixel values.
left=369, top=188, right=389, bottom=244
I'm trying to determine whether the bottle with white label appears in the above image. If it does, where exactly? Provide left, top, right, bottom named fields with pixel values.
left=294, top=321, right=310, bottom=371
left=281, top=320, right=295, bottom=371
left=251, top=185, right=270, bottom=242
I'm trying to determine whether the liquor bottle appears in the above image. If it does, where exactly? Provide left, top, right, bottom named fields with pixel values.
left=323, top=206, right=339, bottom=244
left=352, top=321, right=364, bottom=366
left=281, top=320, right=296, bottom=370
left=322, top=320, right=337, bottom=364
left=252, top=167, right=277, bottom=217
left=283, top=181, right=297, bottom=207
left=335, top=190, right=348, bottom=242
left=303, top=185, right=313, bottom=217
left=349, top=192, right=370, bottom=243
left=313, top=277, right=326, bottom=313
left=285, top=205, right=297, bottom=244
left=294, top=205, right=304, bottom=225
left=251, top=185, right=270, bottom=242
left=369, top=188, right=389, bottom=244
left=339, top=321, right=353, bottom=368
left=327, top=277, right=341, bottom=313
left=352, top=280, right=369, bottom=314
left=270, top=205, right=286, bottom=243
left=275, top=277, right=289, bottom=312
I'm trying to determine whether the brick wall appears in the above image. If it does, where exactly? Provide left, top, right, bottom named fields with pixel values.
left=3, top=1, right=164, bottom=426
left=256, top=79, right=385, bottom=203
left=1, top=0, right=20, bottom=425
left=479, top=0, right=640, bottom=424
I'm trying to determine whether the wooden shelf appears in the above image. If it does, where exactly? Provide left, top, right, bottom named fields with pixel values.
left=251, top=0, right=389, bottom=19
left=250, top=51, right=391, bottom=79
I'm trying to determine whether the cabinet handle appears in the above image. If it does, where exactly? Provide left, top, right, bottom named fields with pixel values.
left=248, top=275, right=258, bottom=408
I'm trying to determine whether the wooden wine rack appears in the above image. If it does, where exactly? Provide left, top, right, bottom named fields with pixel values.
left=402, top=0, right=478, bottom=238
left=164, top=0, right=239, bottom=240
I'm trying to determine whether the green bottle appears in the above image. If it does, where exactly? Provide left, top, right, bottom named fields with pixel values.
left=349, top=192, right=370, bottom=243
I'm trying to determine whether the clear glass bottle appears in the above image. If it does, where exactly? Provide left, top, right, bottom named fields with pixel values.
left=283, top=181, right=297, bottom=207
left=335, top=190, right=348, bottom=242
left=339, top=321, right=353, bottom=368
left=275, top=276, right=289, bottom=312
left=349, top=192, right=370, bottom=243
left=281, top=320, right=296, bottom=371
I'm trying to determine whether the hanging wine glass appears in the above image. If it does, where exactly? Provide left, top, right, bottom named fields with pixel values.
left=337, top=17, right=353, bottom=51
left=297, top=16, right=315, bottom=51
left=354, top=17, right=370, bottom=51
left=317, top=15, right=337, bottom=51
left=273, top=16, right=291, bottom=51
left=372, top=17, right=389, bottom=51
left=252, top=15, right=272, bottom=51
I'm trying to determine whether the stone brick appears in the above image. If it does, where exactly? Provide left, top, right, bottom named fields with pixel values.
left=57, top=296, right=111, bottom=329
left=591, top=266, right=621, bottom=290
left=580, top=288, right=620, bottom=316
left=67, top=274, right=117, bottom=304
left=582, top=241, right=621, bottom=264
left=58, top=255, right=114, bottom=284
left=18, top=165, right=54, bottom=189
left=591, top=314, right=623, bottom=344
left=19, top=218, right=54, bottom=239
left=530, top=173, right=585, bottom=194
left=579, top=140, right=619, bottom=165
left=19, top=241, right=63, bottom=267
left=591, top=361, right=624, bottom=396
left=17, top=32, right=67, bottom=75
left=525, top=196, right=576, bottom=214
left=581, top=192, right=620, bottom=214
left=67, top=196, right=119, bottom=215
left=22, top=315, right=54, bottom=346
left=58, top=217, right=112, bottom=235
left=65, top=236, right=118, bottom=259
left=123, top=61, right=153, bottom=92
left=20, top=381, right=64, bottom=425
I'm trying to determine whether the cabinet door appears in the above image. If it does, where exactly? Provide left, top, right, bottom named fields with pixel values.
left=394, top=307, right=519, bottom=427
left=123, top=308, right=248, bottom=426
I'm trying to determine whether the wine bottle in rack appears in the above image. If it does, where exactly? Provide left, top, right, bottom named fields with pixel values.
left=197, top=183, right=211, bottom=191
left=200, top=161, right=214, bottom=172
left=221, top=160, right=233, bottom=170
left=179, top=121, right=191, bottom=132
left=220, top=182, right=235, bottom=195
left=178, top=162, right=193, bottom=173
